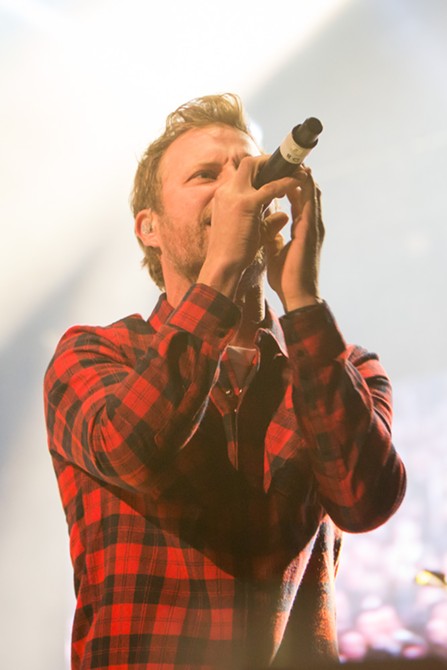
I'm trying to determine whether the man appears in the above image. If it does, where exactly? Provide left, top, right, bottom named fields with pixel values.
left=44, top=93, right=406, bottom=670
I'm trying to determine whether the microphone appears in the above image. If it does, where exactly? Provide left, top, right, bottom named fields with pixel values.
left=254, top=117, right=323, bottom=189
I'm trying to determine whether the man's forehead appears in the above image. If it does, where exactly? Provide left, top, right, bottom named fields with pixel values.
left=160, top=124, right=260, bottom=171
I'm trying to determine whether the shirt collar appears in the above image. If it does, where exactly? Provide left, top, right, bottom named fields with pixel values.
left=147, top=291, right=287, bottom=358
left=146, top=292, right=173, bottom=332
left=255, top=303, right=288, bottom=358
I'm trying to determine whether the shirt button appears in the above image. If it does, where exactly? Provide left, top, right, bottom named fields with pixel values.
left=224, top=388, right=234, bottom=397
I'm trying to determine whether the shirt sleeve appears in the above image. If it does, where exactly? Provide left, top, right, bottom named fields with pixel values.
left=44, top=284, right=240, bottom=494
left=280, top=301, right=406, bottom=533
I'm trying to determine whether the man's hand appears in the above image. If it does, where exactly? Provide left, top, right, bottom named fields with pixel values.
left=197, top=155, right=299, bottom=300
left=263, top=166, right=324, bottom=312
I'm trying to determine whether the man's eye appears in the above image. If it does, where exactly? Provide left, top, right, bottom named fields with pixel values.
left=192, top=170, right=217, bottom=180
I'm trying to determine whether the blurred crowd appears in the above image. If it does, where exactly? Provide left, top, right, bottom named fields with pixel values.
left=336, top=372, right=447, bottom=662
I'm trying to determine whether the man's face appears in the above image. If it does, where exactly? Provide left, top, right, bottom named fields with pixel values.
left=150, top=124, right=260, bottom=288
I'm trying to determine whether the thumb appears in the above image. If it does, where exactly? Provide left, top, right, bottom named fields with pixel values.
left=261, top=211, right=289, bottom=242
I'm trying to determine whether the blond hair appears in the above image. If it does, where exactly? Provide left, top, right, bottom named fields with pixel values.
left=130, top=93, right=255, bottom=289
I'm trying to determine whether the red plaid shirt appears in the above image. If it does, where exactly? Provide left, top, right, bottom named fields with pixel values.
left=44, top=283, right=405, bottom=670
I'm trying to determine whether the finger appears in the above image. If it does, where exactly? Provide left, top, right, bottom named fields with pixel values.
left=264, top=230, right=285, bottom=262
left=260, top=211, right=289, bottom=242
left=237, top=154, right=262, bottom=180
left=289, top=172, right=319, bottom=222
left=292, top=163, right=312, bottom=181
left=315, top=187, right=325, bottom=241
left=256, top=175, right=301, bottom=206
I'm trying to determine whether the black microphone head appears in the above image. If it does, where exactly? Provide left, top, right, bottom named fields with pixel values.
left=303, top=117, right=323, bottom=134
left=292, top=117, right=323, bottom=148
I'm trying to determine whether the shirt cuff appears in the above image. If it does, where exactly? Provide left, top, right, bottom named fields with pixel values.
left=280, top=300, right=346, bottom=365
left=167, top=283, right=241, bottom=346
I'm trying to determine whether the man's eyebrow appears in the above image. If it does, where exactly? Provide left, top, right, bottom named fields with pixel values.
left=192, top=161, right=221, bottom=169
left=190, top=155, right=250, bottom=169
left=187, top=153, right=253, bottom=174
left=185, top=161, right=220, bottom=178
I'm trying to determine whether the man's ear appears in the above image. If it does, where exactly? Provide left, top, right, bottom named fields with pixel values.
left=134, top=209, right=161, bottom=248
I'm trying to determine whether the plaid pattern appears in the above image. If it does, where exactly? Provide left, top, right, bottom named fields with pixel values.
left=44, top=283, right=406, bottom=669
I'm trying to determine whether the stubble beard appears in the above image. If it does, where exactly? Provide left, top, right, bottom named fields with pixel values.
left=159, top=212, right=267, bottom=293
left=159, top=215, right=208, bottom=285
